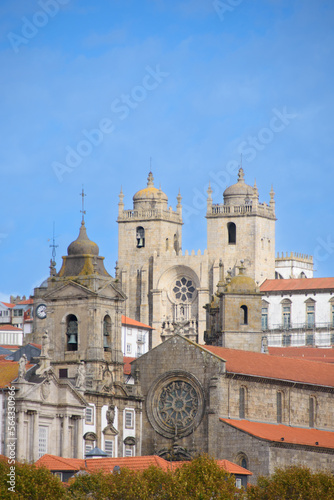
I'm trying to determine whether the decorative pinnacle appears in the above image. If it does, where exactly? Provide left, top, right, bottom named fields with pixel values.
left=207, top=182, right=213, bottom=199
left=238, top=167, right=245, bottom=182
left=270, top=184, right=275, bottom=199
left=147, top=171, right=154, bottom=187
left=119, top=186, right=124, bottom=203
left=80, top=187, right=86, bottom=224
left=177, top=189, right=182, bottom=205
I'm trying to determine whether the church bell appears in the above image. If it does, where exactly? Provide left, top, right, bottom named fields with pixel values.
left=67, top=334, right=77, bottom=344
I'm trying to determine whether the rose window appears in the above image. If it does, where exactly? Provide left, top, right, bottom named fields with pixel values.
left=173, top=277, right=196, bottom=302
left=158, top=380, right=199, bottom=431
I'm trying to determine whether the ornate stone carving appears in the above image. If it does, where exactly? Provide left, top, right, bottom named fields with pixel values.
left=146, top=371, right=205, bottom=438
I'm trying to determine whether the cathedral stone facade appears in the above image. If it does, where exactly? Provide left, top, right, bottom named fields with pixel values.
left=117, top=169, right=276, bottom=347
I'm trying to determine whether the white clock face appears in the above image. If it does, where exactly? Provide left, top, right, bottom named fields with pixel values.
left=36, top=304, right=47, bottom=319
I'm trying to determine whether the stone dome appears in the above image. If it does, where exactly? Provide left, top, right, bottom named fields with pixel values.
left=67, top=221, right=99, bottom=256
left=226, top=263, right=258, bottom=294
left=133, top=172, right=168, bottom=202
left=223, top=168, right=254, bottom=204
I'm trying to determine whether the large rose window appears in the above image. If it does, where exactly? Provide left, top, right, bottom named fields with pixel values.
left=172, top=277, right=196, bottom=302
left=146, top=371, right=205, bottom=438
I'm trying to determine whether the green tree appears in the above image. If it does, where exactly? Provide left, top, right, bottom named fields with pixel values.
left=247, top=465, right=334, bottom=500
left=0, top=460, right=66, bottom=499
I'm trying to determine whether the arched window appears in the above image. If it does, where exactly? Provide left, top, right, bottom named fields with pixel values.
left=236, top=453, right=248, bottom=471
left=239, top=387, right=246, bottom=419
left=103, top=315, right=111, bottom=351
left=240, top=305, right=248, bottom=325
left=277, top=392, right=283, bottom=423
left=227, top=222, right=236, bottom=244
left=66, top=314, right=78, bottom=351
left=174, top=233, right=179, bottom=253
left=136, top=227, right=145, bottom=248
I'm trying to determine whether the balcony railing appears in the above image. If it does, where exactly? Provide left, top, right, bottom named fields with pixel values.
left=263, top=322, right=334, bottom=332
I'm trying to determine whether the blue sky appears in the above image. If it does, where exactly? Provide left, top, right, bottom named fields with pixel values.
left=0, top=0, right=333, bottom=300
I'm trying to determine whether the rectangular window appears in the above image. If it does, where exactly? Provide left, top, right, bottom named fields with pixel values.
left=53, top=472, right=63, bottom=481
left=0, top=311, right=2, bottom=316
left=105, top=440, right=114, bottom=457
left=261, top=307, right=268, bottom=330
left=126, top=344, right=132, bottom=354
left=85, top=443, right=93, bottom=455
left=235, top=478, right=242, bottom=489
left=307, top=305, right=315, bottom=328
left=309, top=397, right=315, bottom=428
left=331, top=305, right=334, bottom=327
left=38, top=426, right=48, bottom=458
left=85, top=407, right=94, bottom=425
left=59, top=369, right=68, bottom=378
left=283, top=306, right=291, bottom=329
left=125, top=410, right=134, bottom=429
left=4, top=311, right=9, bottom=317
left=277, top=392, right=282, bottom=424
left=125, top=446, right=133, bottom=457
left=137, top=332, right=145, bottom=343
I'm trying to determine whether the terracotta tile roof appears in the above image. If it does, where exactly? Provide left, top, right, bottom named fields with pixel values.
left=169, top=459, right=251, bottom=475
left=269, top=347, right=334, bottom=364
left=0, top=360, right=34, bottom=388
left=123, top=356, right=136, bottom=375
left=35, top=454, right=251, bottom=475
left=35, top=454, right=85, bottom=471
left=260, top=277, right=334, bottom=292
left=220, top=419, right=334, bottom=449
left=122, top=315, right=153, bottom=330
left=0, top=325, right=22, bottom=331
left=0, top=361, right=19, bottom=388
left=201, top=345, right=334, bottom=387
left=0, top=302, right=15, bottom=309
left=16, top=299, right=33, bottom=305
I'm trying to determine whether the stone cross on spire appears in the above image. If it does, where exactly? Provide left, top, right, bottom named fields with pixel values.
left=80, top=187, right=86, bottom=224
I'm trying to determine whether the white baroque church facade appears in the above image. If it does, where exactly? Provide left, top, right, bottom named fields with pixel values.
left=117, top=169, right=276, bottom=346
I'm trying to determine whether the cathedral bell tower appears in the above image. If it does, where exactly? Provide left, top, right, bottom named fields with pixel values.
left=117, top=172, right=183, bottom=324
left=206, top=168, right=276, bottom=284
left=33, top=217, right=126, bottom=389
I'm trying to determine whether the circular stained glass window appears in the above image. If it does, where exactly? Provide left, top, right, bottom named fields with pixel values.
left=172, top=277, right=196, bottom=302
left=146, top=371, right=205, bottom=438
left=158, top=380, right=199, bottom=431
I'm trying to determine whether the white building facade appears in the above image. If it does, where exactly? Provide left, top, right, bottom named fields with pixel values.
left=260, top=278, right=334, bottom=347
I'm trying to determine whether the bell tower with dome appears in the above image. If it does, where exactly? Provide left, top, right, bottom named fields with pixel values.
left=117, top=172, right=183, bottom=326
left=206, top=167, right=276, bottom=284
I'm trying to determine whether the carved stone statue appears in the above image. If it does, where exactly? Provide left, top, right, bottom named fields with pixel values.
left=106, top=404, right=115, bottom=426
left=41, top=330, right=50, bottom=357
left=18, top=354, right=27, bottom=380
left=75, top=361, right=86, bottom=389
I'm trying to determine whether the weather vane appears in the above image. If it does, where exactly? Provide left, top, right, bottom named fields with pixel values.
left=49, top=222, right=58, bottom=264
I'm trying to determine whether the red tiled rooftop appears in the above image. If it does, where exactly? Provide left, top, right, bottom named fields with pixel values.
left=269, top=347, right=334, bottom=364
left=0, top=325, right=22, bottom=331
left=220, top=419, right=334, bottom=449
left=122, top=315, right=153, bottom=330
left=35, top=454, right=251, bottom=475
left=16, top=299, right=33, bottom=305
left=0, top=302, right=15, bottom=309
left=0, top=360, right=34, bottom=388
left=261, top=277, right=334, bottom=292
left=201, top=345, right=334, bottom=387
left=123, top=356, right=136, bottom=375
